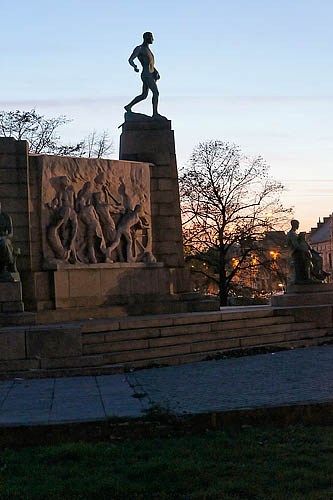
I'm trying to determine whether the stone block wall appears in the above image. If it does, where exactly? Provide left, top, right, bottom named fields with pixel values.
left=119, top=119, right=186, bottom=273
left=0, top=133, right=191, bottom=313
left=0, top=138, right=31, bottom=272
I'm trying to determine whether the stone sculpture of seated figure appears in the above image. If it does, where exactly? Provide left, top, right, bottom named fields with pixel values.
left=0, top=201, right=20, bottom=280
left=287, top=219, right=329, bottom=284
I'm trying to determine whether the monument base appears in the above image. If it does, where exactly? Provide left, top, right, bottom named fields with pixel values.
left=30, top=263, right=191, bottom=311
left=0, top=281, right=24, bottom=312
left=271, top=283, right=333, bottom=307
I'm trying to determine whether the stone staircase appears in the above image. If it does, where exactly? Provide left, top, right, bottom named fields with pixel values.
left=2, top=306, right=331, bottom=378
left=79, top=307, right=332, bottom=369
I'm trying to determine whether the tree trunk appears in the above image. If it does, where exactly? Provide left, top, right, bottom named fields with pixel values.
left=219, top=286, right=228, bottom=307
left=219, top=245, right=228, bottom=307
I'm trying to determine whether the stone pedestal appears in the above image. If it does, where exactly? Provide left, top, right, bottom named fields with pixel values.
left=119, top=118, right=188, bottom=276
left=271, top=283, right=333, bottom=307
left=52, top=262, right=171, bottom=309
left=0, top=281, right=24, bottom=312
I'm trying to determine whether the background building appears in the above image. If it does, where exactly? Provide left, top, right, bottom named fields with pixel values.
left=308, top=214, right=333, bottom=282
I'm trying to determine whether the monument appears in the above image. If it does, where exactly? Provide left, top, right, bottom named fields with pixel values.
left=0, top=33, right=210, bottom=317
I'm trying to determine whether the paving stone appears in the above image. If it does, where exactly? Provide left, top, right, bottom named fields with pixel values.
left=2, top=396, right=51, bottom=411
left=0, top=345, right=332, bottom=426
left=0, top=410, right=50, bottom=426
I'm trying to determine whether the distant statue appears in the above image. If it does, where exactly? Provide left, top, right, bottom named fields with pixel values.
left=296, top=232, right=313, bottom=282
left=124, top=32, right=165, bottom=119
left=0, top=201, right=18, bottom=276
left=309, top=244, right=330, bottom=281
left=287, top=219, right=329, bottom=284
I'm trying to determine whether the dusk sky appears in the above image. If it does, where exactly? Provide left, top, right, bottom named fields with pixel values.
left=2, top=0, right=333, bottom=231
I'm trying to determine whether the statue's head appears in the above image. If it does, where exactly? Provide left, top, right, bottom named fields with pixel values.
left=299, top=231, right=306, bottom=241
left=291, top=219, right=299, bottom=230
left=143, top=32, right=154, bottom=44
left=134, top=204, right=142, bottom=213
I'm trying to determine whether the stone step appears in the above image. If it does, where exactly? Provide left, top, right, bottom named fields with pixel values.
left=81, top=315, right=303, bottom=345
left=33, top=297, right=220, bottom=325
left=79, top=306, right=275, bottom=334
left=41, top=327, right=331, bottom=370
left=82, top=321, right=317, bottom=354
left=272, top=290, right=333, bottom=307
left=0, top=332, right=331, bottom=379
left=0, top=312, right=36, bottom=327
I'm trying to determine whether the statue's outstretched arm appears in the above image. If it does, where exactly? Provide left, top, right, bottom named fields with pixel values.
left=128, top=46, right=140, bottom=72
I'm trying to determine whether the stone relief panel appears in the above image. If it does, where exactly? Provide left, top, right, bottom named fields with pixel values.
left=41, top=157, right=156, bottom=268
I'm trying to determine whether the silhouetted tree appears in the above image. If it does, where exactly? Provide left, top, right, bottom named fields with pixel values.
left=0, top=109, right=114, bottom=158
left=180, top=140, right=292, bottom=306
left=85, top=130, right=114, bottom=158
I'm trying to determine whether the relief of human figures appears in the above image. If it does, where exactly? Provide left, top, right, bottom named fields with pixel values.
left=75, top=182, right=106, bottom=264
left=45, top=171, right=156, bottom=265
left=47, top=176, right=78, bottom=263
left=104, top=204, right=155, bottom=263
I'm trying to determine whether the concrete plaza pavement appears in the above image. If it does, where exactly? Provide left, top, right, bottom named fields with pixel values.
left=0, top=344, right=332, bottom=427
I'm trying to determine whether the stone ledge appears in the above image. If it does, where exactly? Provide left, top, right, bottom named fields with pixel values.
left=122, top=118, right=171, bottom=131
left=44, top=262, right=164, bottom=271
left=287, top=283, right=333, bottom=293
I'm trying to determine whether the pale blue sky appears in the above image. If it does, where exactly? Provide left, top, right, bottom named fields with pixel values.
left=1, top=0, right=333, bottom=230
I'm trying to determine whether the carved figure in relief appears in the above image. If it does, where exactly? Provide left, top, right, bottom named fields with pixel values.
left=104, top=204, right=147, bottom=262
left=76, top=182, right=105, bottom=264
left=92, top=192, right=116, bottom=245
left=118, top=177, right=132, bottom=211
left=44, top=168, right=156, bottom=266
left=0, top=201, right=19, bottom=275
left=47, top=176, right=78, bottom=263
left=125, top=32, right=165, bottom=119
left=94, top=171, right=121, bottom=209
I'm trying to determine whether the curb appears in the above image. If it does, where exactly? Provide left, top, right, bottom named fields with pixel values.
left=1, top=401, right=333, bottom=449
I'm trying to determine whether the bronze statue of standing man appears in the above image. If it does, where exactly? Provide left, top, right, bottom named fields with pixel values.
left=125, top=32, right=165, bottom=119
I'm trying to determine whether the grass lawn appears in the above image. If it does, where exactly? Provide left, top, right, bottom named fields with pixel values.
left=0, top=425, right=332, bottom=499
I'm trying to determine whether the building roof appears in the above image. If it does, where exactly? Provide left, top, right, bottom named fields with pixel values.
left=261, top=231, right=287, bottom=248
left=309, top=218, right=331, bottom=244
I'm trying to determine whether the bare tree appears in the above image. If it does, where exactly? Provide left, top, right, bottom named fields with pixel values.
left=180, top=140, right=292, bottom=307
left=85, top=130, right=114, bottom=158
left=0, top=109, right=78, bottom=154
left=0, top=109, right=114, bottom=158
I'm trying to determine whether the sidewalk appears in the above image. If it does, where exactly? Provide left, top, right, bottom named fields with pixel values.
left=0, top=344, right=333, bottom=427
